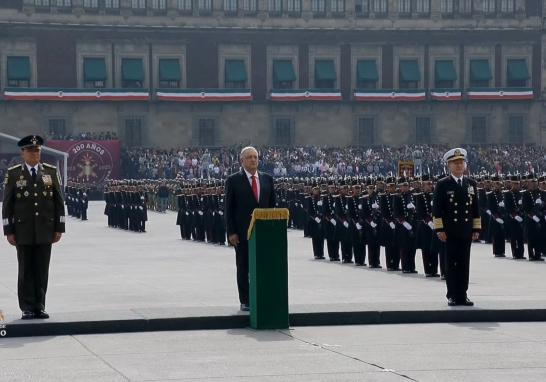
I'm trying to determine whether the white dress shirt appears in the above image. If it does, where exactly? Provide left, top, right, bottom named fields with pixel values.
left=244, top=168, right=260, bottom=200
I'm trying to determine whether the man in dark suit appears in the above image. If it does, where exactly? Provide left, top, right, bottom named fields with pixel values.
left=2, top=135, right=65, bottom=319
left=225, top=146, right=276, bottom=311
left=433, top=148, right=480, bottom=307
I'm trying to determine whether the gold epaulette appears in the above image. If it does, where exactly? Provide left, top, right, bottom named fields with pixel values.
left=8, top=164, right=22, bottom=171
left=43, top=163, right=57, bottom=169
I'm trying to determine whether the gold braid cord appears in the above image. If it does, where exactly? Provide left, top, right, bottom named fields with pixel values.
left=247, top=208, right=290, bottom=240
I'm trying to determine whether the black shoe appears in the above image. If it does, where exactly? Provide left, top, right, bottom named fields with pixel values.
left=342, top=260, right=353, bottom=264
left=447, top=298, right=458, bottom=307
left=529, top=257, right=545, bottom=262
left=355, top=263, right=366, bottom=266
left=240, top=304, right=250, bottom=312
left=387, top=267, right=400, bottom=271
left=402, top=270, right=418, bottom=274
left=314, top=256, right=325, bottom=260
left=494, top=254, right=506, bottom=258
left=513, top=256, right=527, bottom=260
left=35, top=310, right=49, bottom=319
left=21, top=311, right=35, bottom=320
left=426, top=273, right=440, bottom=278
left=460, top=298, right=474, bottom=306
left=330, top=258, right=340, bottom=262
left=369, top=265, right=382, bottom=269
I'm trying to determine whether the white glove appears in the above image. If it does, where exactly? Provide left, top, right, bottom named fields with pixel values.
left=389, top=222, right=396, bottom=230
left=407, top=203, right=415, bottom=209
left=139, top=206, right=143, bottom=210
left=431, top=200, right=434, bottom=207
left=403, top=221, right=412, bottom=231
left=518, top=199, right=522, bottom=205
left=533, top=215, right=540, bottom=223
left=315, top=217, right=321, bottom=224
left=121, top=204, right=124, bottom=209
left=186, top=211, right=189, bottom=215
left=358, top=204, right=362, bottom=210
left=535, top=198, right=543, bottom=205
left=330, top=218, right=337, bottom=226
left=343, top=221, right=349, bottom=228
left=515, top=215, right=523, bottom=223
left=495, top=218, right=504, bottom=224
left=356, top=223, right=362, bottom=230
left=198, top=211, right=204, bottom=216
left=486, top=210, right=492, bottom=215
left=219, top=211, right=224, bottom=216
left=499, top=201, right=505, bottom=208
left=372, top=203, right=379, bottom=209
left=370, top=221, right=377, bottom=228
left=317, top=201, right=323, bottom=206
left=427, top=221, right=435, bottom=230
left=212, top=211, right=216, bottom=216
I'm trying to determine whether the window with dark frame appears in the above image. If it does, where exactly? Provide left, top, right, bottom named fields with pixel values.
left=508, top=115, right=524, bottom=144
left=371, top=0, right=387, bottom=15
left=177, top=0, right=192, bottom=12
left=48, top=119, right=67, bottom=140
left=274, top=118, right=293, bottom=146
left=240, top=0, right=257, bottom=13
left=124, top=118, right=143, bottom=147
left=198, top=119, right=216, bottom=147
left=415, top=117, right=432, bottom=144
left=357, top=117, right=375, bottom=146
left=268, top=0, right=282, bottom=14
left=355, top=0, right=370, bottom=16
left=471, top=116, right=487, bottom=144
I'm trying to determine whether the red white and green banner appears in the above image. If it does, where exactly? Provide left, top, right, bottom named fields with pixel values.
left=270, top=89, right=342, bottom=101
left=156, top=89, right=252, bottom=102
left=3, top=88, right=149, bottom=101
left=467, top=88, right=534, bottom=100
left=430, top=89, right=463, bottom=101
left=353, top=89, right=426, bottom=101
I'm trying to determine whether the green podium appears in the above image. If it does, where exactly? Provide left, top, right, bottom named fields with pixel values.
left=247, top=208, right=290, bottom=329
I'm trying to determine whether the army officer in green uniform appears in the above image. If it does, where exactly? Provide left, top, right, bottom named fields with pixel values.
left=2, top=135, right=65, bottom=319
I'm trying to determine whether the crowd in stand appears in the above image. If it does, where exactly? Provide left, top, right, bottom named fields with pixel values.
left=46, top=131, right=118, bottom=141
left=120, top=144, right=546, bottom=180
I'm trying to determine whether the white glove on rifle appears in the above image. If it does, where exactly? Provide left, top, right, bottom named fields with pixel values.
left=495, top=218, right=504, bottom=224
left=315, top=217, right=321, bottom=224
left=427, top=221, right=435, bottom=230
left=406, top=203, right=415, bottom=209
left=403, top=221, right=412, bottom=231
left=330, top=218, right=337, bottom=226
left=356, top=223, right=362, bottom=230
left=343, top=221, right=349, bottom=228
left=370, top=221, right=377, bottom=228
left=514, top=215, right=523, bottom=223
left=389, top=222, right=396, bottom=230
left=533, top=215, right=540, bottom=223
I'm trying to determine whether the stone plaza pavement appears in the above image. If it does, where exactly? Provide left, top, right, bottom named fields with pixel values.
left=0, top=202, right=546, bottom=321
left=1, top=201, right=545, bottom=323
left=1, top=323, right=546, bottom=382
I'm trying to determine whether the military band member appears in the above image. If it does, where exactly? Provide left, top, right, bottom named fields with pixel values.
left=348, top=183, right=366, bottom=266
left=433, top=148, right=480, bottom=306
left=323, top=182, right=340, bottom=261
left=393, top=177, right=417, bottom=273
left=362, top=180, right=381, bottom=268
left=379, top=177, right=400, bottom=271
left=2, top=135, right=65, bottom=319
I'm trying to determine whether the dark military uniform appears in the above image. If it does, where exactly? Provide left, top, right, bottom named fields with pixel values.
left=433, top=173, right=480, bottom=304
left=487, top=179, right=506, bottom=257
left=2, top=157, right=65, bottom=316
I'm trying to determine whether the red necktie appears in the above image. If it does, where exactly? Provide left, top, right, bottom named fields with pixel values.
left=251, top=175, right=258, bottom=202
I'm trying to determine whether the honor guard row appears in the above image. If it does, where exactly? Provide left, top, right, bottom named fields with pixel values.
left=103, top=180, right=147, bottom=232
left=65, top=182, right=89, bottom=221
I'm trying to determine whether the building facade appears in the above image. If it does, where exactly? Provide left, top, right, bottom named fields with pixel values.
left=0, top=0, right=545, bottom=148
